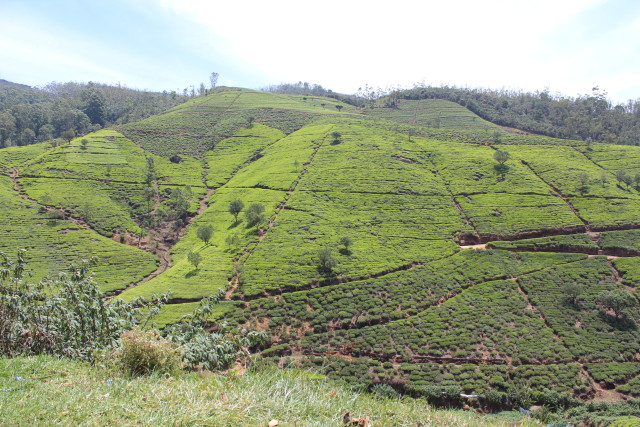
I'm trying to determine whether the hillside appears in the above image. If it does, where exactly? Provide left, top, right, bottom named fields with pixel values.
left=1, top=87, right=640, bottom=406
left=0, top=80, right=187, bottom=147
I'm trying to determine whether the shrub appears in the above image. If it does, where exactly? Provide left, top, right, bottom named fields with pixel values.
left=163, top=296, right=269, bottom=370
left=371, top=383, right=399, bottom=399
left=245, top=203, right=266, bottom=227
left=115, top=327, right=184, bottom=376
left=317, top=248, right=338, bottom=274
left=0, top=250, right=167, bottom=360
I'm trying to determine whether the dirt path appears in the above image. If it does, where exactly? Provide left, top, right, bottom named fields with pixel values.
left=459, top=244, right=487, bottom=250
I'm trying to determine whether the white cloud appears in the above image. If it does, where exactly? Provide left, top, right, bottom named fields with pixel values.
left=155, top=0, right=613, bottom=96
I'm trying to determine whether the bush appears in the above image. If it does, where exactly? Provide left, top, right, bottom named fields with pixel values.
left=163, top=296, right=269, bottom=370
left=114, top=327, right=184, bottom=376
left=245, top=203, right=265, bottom=227
left=371, top=383, right=399, bottom=399
left=317, top=248, right=338, bottom=273
left=0, top=250, right=167, bottom=360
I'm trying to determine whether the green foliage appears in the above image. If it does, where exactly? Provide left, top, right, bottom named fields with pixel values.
left=245, top=202, right=265, bottom=227
left=317, top=247, right=338, bottom=274
left=196, top=224, right=213, bottom=245
left=488, top=234, right=598, bottom=252
left=163, top=296, right=268, bottom=370
left=187, top=250, right=202, bottom=269
left=493, top=149, right=510, bottom=165
left=391, top=84, right=640, bottom=146
left=562, top=282, right=583, bottom=305
left=0, top=250, right=165, bottom=360
left=113, top=327, right=184, bottom=376
left=595, top=289, right=638, bottom=319
left=600, top=230, right=640, bottom=253
left=0, top=80, right=186, bottom=148
left=0, top=355, right=521, bottom=427
left=519, top=258, right=640, bottom=360
left=228, top=199, right=244, bottom=223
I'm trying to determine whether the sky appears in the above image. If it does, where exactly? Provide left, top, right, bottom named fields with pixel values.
left=1, top=0, right=640, bottom=103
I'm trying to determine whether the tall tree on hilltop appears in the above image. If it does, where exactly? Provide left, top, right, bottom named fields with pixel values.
left=209, top=72, right=219, bottom=90
left=80, top=83, right=106, bottom=126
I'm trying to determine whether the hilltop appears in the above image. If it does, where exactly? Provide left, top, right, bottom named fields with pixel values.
left=1, top=86, right=639, bottom=412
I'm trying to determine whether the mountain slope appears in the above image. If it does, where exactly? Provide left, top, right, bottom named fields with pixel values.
left=1, top=87, right=639, bottom=403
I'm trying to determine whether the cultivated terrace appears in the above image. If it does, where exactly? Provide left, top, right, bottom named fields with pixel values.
left=2, top=87, right=640, bottom=408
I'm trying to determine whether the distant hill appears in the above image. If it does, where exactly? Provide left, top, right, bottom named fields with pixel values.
left=391, top=85, right=640, bottom=145
left=0, top=79, right=32, bottom=89
left=0, top=80, right=188, bottom=147
left=1, top=85, right=639, bottom=407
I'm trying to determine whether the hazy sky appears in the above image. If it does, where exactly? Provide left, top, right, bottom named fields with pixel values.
left=1, top=0, right=639, bottom=103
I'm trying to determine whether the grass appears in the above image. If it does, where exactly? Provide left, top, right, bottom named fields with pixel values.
left=0, top=355, right=537, bottom=426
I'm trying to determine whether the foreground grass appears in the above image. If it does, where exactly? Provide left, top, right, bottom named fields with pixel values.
left=0, top=356, right=539, bottom=426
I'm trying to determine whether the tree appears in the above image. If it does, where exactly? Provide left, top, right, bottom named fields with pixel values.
left=600, top=172, right=609, bottom=187
left=209, top=72, right=219, bottom=89
left=228, top=199, right=245, bottom=223
left=335, top=105, right=343, bottom=112
left=19, top=128, right=35, bottom=145
left=38, top=124, right=55, bottom=142
left=197, top=224, right=213, bottom=245
left=225, top=233, right=240, bottom=250
left=144, top=187, right=156, bottom=212
left=615, top=170, right=630, bottom=187
left=61, top=129, right=75, bottom=143
left=493, top=150, right=510, bottom=176
left=318, top=248, right=338, bottom=273
left=562, top=283, right=582, bottom=305
left=80, top=83, right=106, bottom=126
left=339, top=236, right=353, bottom=255
left=331, top=131, right=342, bottom=144
left=577, top=172, right=590, bottom=195
left=595, top=289, right=637, bottom=319
left=168, top=187, right=190, bottom=220
left=247, top=116, right=255, bottom=128
left=144, top=157, right=156, bottom=186
left=187, top=250, right=202, bottom=269
left=80, top=138, right=89, bottom=150
left=245, top=203, right=265, bottom=227
left=493, top=150, right=510, bottom=165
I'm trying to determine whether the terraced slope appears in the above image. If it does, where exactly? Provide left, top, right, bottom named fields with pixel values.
left=2, top=87, right=639, bottom=401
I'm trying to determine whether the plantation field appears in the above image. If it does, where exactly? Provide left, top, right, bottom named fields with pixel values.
left=205, top=124, right=285, bottom=187
left=117, top=88, right=355, bottom=158
left=457, top=193, right=583, bottom=236
left=488, top=233, right=598, bottom=252
left=0, top=174, right=157, bottom=292
left=364, top=98, right=502, bottom=132
left=230, top=250, right=586, bottom=339
left=518, top=257, right=640, bottom=360
left=600, top=230, right=640, bottom=253
left=3, top=86, right=640, bottom=402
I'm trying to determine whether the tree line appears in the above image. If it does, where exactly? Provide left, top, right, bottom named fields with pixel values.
left=0, top=80, right=188, bottom=148
left=389, top=85, right=640, bottom=145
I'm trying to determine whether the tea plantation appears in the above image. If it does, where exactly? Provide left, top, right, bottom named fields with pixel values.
left=2, top=87, right=640, bottom=406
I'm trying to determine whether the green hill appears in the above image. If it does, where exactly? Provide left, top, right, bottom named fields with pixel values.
left=2, top=86, right=640, bottom=406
